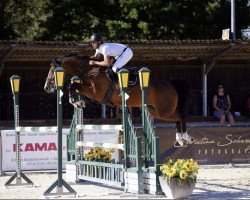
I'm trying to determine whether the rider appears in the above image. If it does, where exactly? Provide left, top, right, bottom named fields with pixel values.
left=88, top=33, right=133, bottom=82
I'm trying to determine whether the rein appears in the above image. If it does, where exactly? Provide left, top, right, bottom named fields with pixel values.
left=48, top=55, right=116, bottom=105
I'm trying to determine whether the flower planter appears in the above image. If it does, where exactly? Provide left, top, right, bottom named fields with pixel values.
left=159, top=176, right=195, bottom=199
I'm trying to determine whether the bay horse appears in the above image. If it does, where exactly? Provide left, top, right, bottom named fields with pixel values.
left=44, top=54, right=191, bottom=146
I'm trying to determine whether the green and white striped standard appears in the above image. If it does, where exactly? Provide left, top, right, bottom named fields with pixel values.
left=16, top=126, right=57, bottom=132
left=76, top=141, right=124, bottom=150
left=76, top=124, right=122, bottom=131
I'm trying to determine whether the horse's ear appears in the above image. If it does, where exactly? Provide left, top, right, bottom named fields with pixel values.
left=51, top=58, right=60, bottom=67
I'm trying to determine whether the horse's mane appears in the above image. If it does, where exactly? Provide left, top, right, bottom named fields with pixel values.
left=55, top=53, right=101, bottom=79
left=86, top=67, right=100, bottom=78
left=73, top=55, right=101, bottom=78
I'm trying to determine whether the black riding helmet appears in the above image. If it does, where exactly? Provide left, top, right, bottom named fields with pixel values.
left=90, top=33, right=103, bottom=42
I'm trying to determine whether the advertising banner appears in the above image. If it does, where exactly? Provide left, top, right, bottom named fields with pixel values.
left=1, top=125, right=248, bottom=171
left=0, top=128, right=120, bottom=172
left=157, top=126, right=250, bottom=164
left=1, top=129, right=69, bottom=172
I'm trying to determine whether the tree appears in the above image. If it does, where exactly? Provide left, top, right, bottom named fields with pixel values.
left=41, top=0, right=119, bottom=41
left=0, top=0, right=51, bottom=40
left=1, top=0, right=250, bottom=41
left=105, top=0, right=250, bottom=40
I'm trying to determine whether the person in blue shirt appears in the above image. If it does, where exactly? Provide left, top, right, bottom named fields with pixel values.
left=213, top=84, right=235, bottom=126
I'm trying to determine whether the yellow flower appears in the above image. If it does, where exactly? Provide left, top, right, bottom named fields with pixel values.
left=160, top=158, right=199, bottom=184
left=167, top=167, right=176, bottom=177
left=183, top=161, right=193, bottom=172
left=109, top=148, right=115, bottom=153
left=179, top=170, right=188, bottom=180
left=84, top=147, right=114, bottom=162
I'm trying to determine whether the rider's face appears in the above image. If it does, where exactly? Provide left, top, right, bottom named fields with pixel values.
left=91, top=41, right=100, bottom=49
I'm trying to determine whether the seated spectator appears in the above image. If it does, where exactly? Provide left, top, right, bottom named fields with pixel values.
left=213, top=84, right=235, bottom=126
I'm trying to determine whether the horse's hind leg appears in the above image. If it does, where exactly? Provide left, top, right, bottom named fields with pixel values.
left=181, top=119, right=192, bottom=142
left=175, top=121, right=184, bottom=146
left=176, top=118, right=191, bottom=145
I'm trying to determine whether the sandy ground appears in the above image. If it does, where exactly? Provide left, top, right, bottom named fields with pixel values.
left=0, top=165, right=249, bottom=199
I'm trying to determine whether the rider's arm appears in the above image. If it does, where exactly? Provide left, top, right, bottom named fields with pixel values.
left=90, top=51, right=100, bottom=59
left=213, top=95, right=222, bottom=112
left=90, top=55, right=110, bottom=67
left=226, top=94, right=232, bottom=112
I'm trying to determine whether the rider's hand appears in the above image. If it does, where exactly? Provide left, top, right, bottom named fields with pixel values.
left=89, top=60, right=95, bottom=65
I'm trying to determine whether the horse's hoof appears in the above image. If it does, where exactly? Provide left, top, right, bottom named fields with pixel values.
left=70, top=101, right=79, bottom=108
left=174, top=140, right=187, bottom=147
left=176, top=133, right=182, bottom=140
left=76, top=100, right=86, bottom=108
left=178, top=140, right=184, bottom=146
left=182, top=132, right=192, bottom=142
left=175, top=132, right=184, bottom=146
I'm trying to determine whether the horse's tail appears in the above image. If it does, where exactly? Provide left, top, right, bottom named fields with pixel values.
left=170, top=79, right=189, bottom=117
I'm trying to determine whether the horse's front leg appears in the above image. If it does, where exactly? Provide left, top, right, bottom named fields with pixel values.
left=68, top=83, right=86, bottom=108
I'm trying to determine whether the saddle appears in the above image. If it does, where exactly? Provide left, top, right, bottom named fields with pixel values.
left=106, top=66, right=139, bottom=85
left=124, top=66, right=138, bottom=86
left=102, top=66, right=139, bottom=106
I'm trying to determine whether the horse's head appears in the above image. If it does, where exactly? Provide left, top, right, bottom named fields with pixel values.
left=44, top=58, right=60, bottom=93
left=44, top=54, right=99, bottom=93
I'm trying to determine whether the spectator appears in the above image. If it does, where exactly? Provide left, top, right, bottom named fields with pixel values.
left=213, top=84, right=235, bottom=126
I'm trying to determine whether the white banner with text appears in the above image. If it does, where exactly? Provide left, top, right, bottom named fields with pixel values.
left=0, top=128, right=120, bottom=172
left=1, top=129, right=69, bottom=172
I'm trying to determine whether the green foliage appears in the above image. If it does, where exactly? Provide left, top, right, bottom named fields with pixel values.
left=106, top=20, right=132, bottom=39
left=1, top=0, right=250, bottom=41
left=41, top=0, right=118, bottom=41
left=1, top=0, right=51, bottom=40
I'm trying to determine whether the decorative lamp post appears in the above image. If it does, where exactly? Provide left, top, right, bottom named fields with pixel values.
left=44, top=67, right=76, bottom=196
left=138, top=67, right=151, bottom=168
left=138, top=67, right=151, bottom=123
left=139, top=68, right=151, bottom=91
left=54, top=67, right=65, bottom=90
left=10, top=75, right=20, bottom=94
left=5, top=75, right=34, bottom=186
left=118, top=68, right=129, bottom=168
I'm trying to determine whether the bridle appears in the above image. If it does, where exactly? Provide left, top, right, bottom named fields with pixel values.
left=46, top=56, right=102, bottom=91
